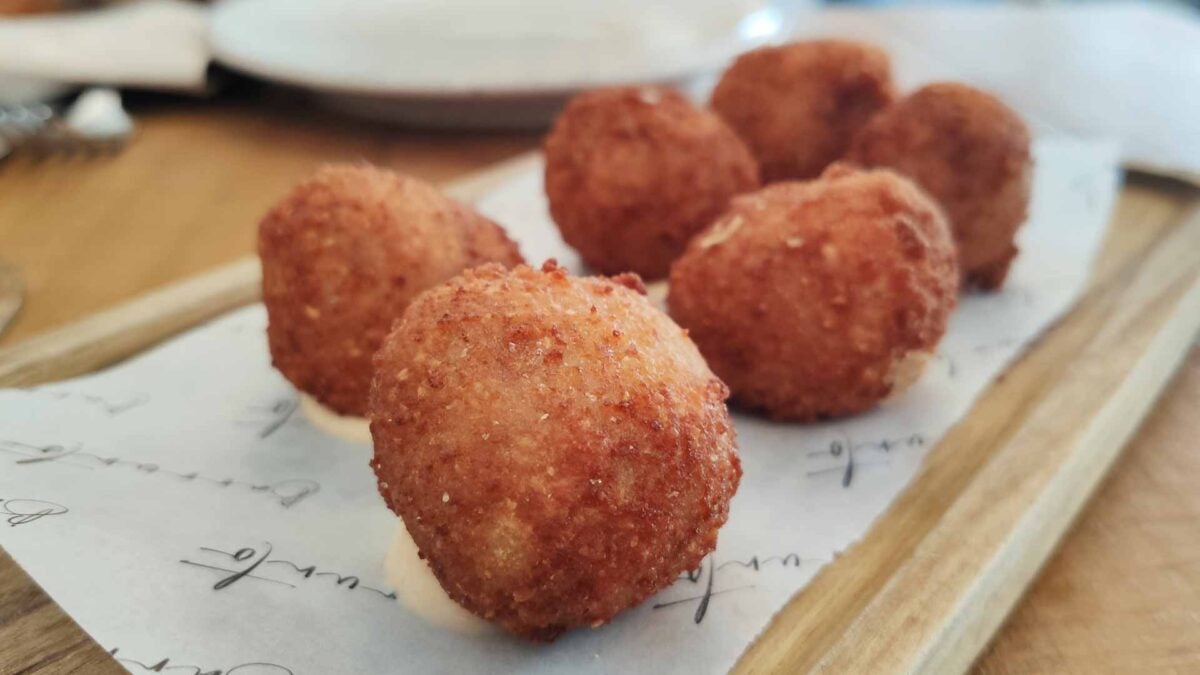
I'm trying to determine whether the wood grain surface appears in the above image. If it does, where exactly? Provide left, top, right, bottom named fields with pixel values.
left=0, top=96, right=1197, bottom=674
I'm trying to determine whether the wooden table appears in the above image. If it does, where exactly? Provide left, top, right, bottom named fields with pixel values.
left=0, top=95, right=1197, bottom=674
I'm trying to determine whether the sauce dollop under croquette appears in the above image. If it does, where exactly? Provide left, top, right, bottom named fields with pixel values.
left=298, top=394, right=371, bottom=444
left=384, top=520, right=493, bottom=635
left=668, top=164, right=959, bottom=420
left=544, top=86, right=760, bottom=280
left=259, top=164, right=523, bottom=417
left=369, top=261, right=741, bottom=641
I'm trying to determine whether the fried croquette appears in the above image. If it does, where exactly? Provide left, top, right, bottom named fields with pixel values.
left=668, top=164, right=959, bottom=420
left=710, top=39, right=895, bottom=182
left=259, top=164, right=523, bottom=417
left=369, top=261, right=741, bottom=641
left=847, top=82, right=1033, bottom=289
left=543, top=86, right=760, bottom=280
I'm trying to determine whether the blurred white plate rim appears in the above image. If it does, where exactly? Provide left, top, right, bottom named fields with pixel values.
left=207, top=0, right=787, bottom=98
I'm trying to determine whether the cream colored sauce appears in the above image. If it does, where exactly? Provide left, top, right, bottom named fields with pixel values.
left=384, top=520, right=493, bottom=635
left=644, top=279, right=669, bottom=312
left=885, top=349, right=933, bottom=400
left=299, top=395, right=372, bottom=444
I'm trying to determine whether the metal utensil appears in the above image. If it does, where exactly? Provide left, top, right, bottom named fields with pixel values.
left=0, top=257, right=24, bottom=338
left=0, top=87, right=134, bottom=160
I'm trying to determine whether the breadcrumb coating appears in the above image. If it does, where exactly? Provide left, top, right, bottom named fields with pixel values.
left=847, top=82, right=1032, bottom=289
left=259, top=164, right=523, bottom=416
left=668, top=164, right=959, bottom=420
left=711, top=40, right=895, bottom=182
left=544, top=86, right=760, bottom=280
left=369, top=261, right=741, bottom=641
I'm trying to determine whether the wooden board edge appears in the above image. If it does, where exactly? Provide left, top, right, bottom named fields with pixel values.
left=733, top=206, right=1200, bottom=674
left=0, top=256, right=261, bottom=387
left=0, top=151, right=541, bottom=388
left=1126, top=162, right=1200, bottom=191
left=917, top=270, right=1200, bottom=673
left=0, top=255, right=24, bottom=336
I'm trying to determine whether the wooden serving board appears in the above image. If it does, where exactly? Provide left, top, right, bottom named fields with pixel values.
left=1, top=154, right=1197, bottom=674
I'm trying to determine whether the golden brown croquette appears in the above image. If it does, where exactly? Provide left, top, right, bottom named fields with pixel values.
left=668, top=164, right=959, bottom=420
left=259, top=164, right=523, bottom=416
left=710, top=40, right=895, bottom=182
left=544, top=86, right=760, bottom=280
left=369, top=261, right=741, bottom=641
left=847, top=82, right=1033, bottom=289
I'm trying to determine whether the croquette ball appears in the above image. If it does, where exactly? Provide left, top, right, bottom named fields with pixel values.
left=259, top=164, right=523, bottom=417
left=369, top=261, right=741, bottom=641
left=847, top=82, right=1033, bottom=289
left=668, top=164, right=958, bottom=420
left=544, top=86, right=760, bottom=280
left=710, top=40, right=895, bottom=182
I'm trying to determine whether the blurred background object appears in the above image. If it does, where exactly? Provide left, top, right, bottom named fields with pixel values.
left=207, top=0, right=788, bottom=128
left=0, top=0, right=208, bottom=102
left=0, top=0, right=102, bottom=15
left=0, top=0, right=1196, bottom=171
left=0, top=87, right=133, bottom=160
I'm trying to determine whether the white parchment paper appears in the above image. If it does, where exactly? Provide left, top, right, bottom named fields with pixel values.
left=0, top=139, right=1116, bottom=675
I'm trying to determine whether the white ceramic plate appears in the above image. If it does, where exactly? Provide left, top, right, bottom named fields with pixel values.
left=208, top=0, right=787, bottom=128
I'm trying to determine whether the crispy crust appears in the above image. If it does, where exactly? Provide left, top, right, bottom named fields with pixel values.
left=846, top=82, right=1033, bottom=289
left=369, top=261, right=741, bottom=640
left=710, top=40, right=895, bottom=182
left=544, top=86, right=760, bottom=280
left=259, top=164, right=523, bottom=416
left=668, top=165, right=959, bottom=420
